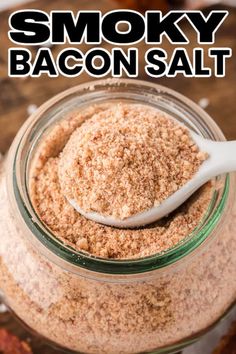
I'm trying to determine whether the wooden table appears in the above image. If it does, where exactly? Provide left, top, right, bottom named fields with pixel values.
left=0, top=1, right=235, bottom=353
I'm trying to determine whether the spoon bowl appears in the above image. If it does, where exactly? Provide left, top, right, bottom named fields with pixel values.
left=69, top=131, right=236, bottom=228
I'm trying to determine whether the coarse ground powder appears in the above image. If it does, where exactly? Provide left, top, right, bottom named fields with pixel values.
left=58, top=103, right=207, bottom=219
left=0, top=101, right=235, bottom=354
left=30, top=103, right=211, bottom=259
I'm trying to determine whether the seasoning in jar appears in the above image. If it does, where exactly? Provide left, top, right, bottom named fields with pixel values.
left=30, top=102, right=211, bottom=259
left=0, top=80, right=235, bottom=354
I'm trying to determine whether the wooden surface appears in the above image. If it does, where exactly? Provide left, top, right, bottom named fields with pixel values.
left=0, top=1, right=236, bottom=353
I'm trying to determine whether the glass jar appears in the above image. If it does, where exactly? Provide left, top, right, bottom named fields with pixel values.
left=0, top=79, right=235, bottom=354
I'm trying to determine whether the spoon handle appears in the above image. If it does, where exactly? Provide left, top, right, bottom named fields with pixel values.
left=198, top=139, right=236, bottom=177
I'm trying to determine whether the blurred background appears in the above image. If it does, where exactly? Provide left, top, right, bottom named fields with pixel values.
left=0, top=0, right=235, bottom=353
left=0, top=0, right=236, bottom=154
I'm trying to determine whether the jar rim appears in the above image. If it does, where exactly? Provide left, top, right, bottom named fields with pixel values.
left=10, top=78, right=229, bottom=275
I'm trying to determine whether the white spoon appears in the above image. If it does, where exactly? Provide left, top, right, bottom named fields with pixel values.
left=69, top=131, right=236, bottom=228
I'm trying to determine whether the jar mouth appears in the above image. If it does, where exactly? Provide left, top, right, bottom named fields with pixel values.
left=11, top=79, right=229, bottom=275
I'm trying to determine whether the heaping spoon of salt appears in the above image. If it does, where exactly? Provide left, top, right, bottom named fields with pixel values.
left=69, top=130, right=236, bottom=228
